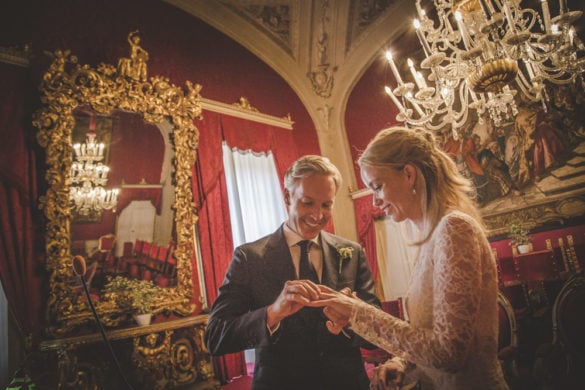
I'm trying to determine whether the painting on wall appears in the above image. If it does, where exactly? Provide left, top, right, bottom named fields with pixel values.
left=439, top=82, right=585, bottom=236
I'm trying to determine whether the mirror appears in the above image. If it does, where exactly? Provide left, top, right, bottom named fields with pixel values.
left=69, top=107, right=177, bottom=291
left=33, top=33, right=203, bottom=335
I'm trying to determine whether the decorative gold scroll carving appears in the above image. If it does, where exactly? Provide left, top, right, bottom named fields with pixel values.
left=32, top=32, right=202, bottom=335
left=483, top=192, right=585, bottom=238
left=39, top=316, right=218, bottom=389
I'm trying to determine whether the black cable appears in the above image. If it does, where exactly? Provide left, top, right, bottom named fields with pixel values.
left=78, top=274, right=136, bottom=390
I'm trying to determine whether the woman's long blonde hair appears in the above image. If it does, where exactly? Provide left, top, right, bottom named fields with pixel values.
left=358, top=126, right=484, bottom=244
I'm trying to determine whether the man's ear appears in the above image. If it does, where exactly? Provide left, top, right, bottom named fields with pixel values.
left=284, top=188, right=291, bottom=206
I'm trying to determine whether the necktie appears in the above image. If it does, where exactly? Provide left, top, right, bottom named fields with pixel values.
left=298, top=240, right=319, bottom=283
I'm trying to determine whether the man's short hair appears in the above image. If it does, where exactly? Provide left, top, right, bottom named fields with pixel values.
left=284, top=155, right=342, bottom=193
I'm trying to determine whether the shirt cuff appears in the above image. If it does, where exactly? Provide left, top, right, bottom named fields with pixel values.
left=267, top=322, right=280, bottom=336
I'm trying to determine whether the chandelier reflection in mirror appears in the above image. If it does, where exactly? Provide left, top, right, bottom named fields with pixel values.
left=384, top=0, right=584, bottom=136
left=70, top=130, right=119, bottom=215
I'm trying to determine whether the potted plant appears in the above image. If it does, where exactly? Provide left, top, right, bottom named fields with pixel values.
left=508, top=220, right=532, bottom=254
left=102, top=276, right=159, bottom=325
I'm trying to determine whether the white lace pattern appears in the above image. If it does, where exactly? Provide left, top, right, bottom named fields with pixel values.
left=350, top=211, right=509, bottom=389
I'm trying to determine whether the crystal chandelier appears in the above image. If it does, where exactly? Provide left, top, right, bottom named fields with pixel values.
left=70, top=131, right=119, bottom=215
left=384, top=0, right=584, bottom=135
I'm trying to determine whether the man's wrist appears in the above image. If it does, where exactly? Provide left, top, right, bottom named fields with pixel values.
left=266, top=304, right=283, bottom=328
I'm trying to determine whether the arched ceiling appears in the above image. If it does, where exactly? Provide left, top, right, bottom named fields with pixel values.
left=164, top=0, right=416, bottom=240
left=164, top=0, right=415, bottom=131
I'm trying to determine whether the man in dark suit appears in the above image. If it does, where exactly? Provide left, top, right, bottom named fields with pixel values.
left=205, top=155, right=380, bottom=390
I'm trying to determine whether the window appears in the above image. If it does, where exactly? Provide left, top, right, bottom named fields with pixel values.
left=222, top=142, right=287, bottom=247
left=222, top=142, right=288, bottom=374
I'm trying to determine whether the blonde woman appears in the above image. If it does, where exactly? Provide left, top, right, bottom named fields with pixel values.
left=310, top=127, right=509, bottom=389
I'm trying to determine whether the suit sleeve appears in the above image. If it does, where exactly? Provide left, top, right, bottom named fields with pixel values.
left=204, top=246, right=272, bottom=355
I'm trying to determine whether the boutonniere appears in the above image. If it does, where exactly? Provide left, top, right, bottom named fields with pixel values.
left=336, top=246, right=354, bottom=274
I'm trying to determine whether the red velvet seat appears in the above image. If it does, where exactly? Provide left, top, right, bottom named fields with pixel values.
left=155, top=242, right=176, bottom=286
left=128, top=263, right=140, bottom=278
left=134, top=239, right=145, bottom=255
left=141, top=268, right=153, bottom=281
left=95, top=233, right=116, bottom=274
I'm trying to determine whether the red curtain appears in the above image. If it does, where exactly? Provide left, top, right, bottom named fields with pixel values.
left=192, top=111, right=298, bottom=382
left=353, top=194, right=384, bottom=283
left=0, top=62, right=45, bottom=345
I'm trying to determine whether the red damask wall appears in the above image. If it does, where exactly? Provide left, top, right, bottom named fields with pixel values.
left=1, top=0, right=319, bottom=158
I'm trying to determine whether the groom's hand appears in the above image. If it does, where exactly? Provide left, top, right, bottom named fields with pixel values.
left=267, top=280, right=319, bottom=328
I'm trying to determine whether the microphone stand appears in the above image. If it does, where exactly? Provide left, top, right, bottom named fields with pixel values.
left=77, top=264, right=135, bottom=390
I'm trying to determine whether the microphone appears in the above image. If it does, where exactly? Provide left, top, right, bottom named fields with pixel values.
left=72, top=254, right=87, bottom=277
left=73, top=255, right=135, bottom=390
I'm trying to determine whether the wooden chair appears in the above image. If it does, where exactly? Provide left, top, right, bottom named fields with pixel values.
left=497, top=292, right=519, bottom=387
left=533, top=272, right=585, bottom=388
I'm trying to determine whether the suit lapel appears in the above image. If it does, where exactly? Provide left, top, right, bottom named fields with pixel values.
left=264, top=225, right=297, bottom=286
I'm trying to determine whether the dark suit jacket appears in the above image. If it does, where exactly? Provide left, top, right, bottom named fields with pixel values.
left=205, top=225, right=380, bottom=390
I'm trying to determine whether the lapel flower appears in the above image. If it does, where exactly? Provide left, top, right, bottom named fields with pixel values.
left=336, top=246, right=354, bottom=274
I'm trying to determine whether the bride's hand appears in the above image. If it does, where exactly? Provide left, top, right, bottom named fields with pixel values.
left=370, top=359, right=406, bottom=390
left=307, top=285, right=360, bottom=334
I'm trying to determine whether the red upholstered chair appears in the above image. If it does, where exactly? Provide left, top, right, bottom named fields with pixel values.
left=117, top=241, right=134, bottom=272
left=149, top=243, right=159, bottom=258
left=142, top=243, right=160, bottom=273
left=155, top=246, right=168, bottom=271
left=118, top=241, right=139, bottom=275
left=95, top=233, right=116, bottom=274
left=141, top=241, right=151, bottom=257
left=134, top=239, right=145, bottom=255
left=163, top=242, right=177, bottom=278
left=128, top=263, right=140, bottom=279
left=131, top=241, right=152, bottom=279
left=141, top=268, right=153, bottom=281
left=71, top=260, right=100, bottom=303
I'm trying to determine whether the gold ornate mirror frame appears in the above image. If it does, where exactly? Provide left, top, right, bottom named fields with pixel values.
left=33, top=33, right=202, bottom=335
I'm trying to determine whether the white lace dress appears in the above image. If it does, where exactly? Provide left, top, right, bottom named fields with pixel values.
left=350, top=211, right=509, bottom=389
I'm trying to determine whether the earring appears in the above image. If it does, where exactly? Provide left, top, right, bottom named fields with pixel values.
left=412, top=188, right=416, bottom=195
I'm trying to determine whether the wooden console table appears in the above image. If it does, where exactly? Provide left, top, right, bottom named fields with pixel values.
left=38, top=315, right=220, bottom=390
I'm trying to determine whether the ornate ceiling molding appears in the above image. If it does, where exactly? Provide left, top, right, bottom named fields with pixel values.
left=219, top=1, right=299, bottom=57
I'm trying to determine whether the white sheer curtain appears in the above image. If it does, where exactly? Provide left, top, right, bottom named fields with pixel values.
left=222, top=141, right=287, bottom=248
left=222, top=142, right=288, bottom=369
left=375, top=218, right=420, bottom=302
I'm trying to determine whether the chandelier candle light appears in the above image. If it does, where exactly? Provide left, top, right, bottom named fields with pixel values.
left=70, top=131, right=119, bottom=215
left=384, top=0, right=584, bottom=136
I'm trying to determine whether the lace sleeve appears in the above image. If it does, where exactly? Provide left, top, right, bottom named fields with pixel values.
left=350, top=214, right=485, bottom=371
